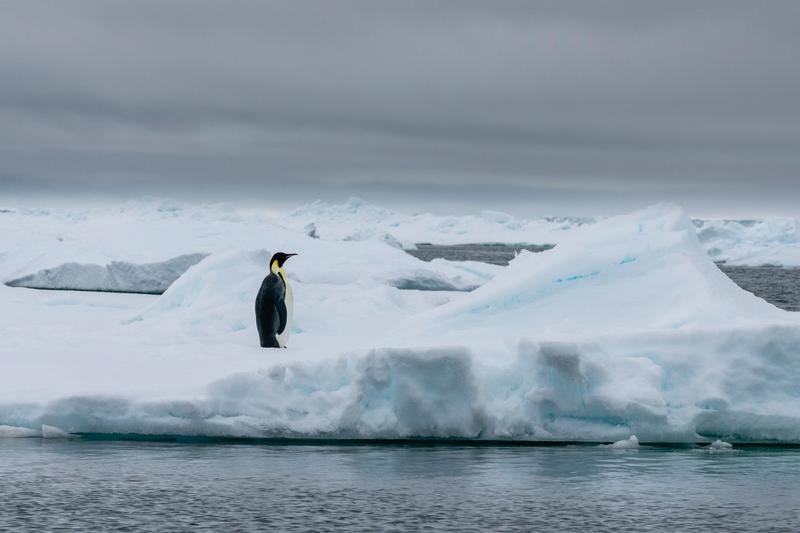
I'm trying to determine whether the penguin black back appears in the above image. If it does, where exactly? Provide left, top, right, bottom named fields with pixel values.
left=255, top=252, right=296, bottom=348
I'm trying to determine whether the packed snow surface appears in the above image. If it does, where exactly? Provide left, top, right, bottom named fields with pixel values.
left=1, top=200, right=800, bottom=442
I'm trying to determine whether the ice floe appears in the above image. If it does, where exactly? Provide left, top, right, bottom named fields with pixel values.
left=1, top=201, right=799, bottom=442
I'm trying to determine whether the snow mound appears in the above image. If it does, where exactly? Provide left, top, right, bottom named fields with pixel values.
left=386, top=204, right=789, bottom=349
left=694, top=218, right=800, bottom=266
left=127, top=249, right=269, bottom=334
left=126, top=248, right=487, bottom=352
left=6, top=253, right=207, bottom=294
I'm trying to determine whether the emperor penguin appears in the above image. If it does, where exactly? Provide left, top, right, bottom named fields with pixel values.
left=255, top=252, right=296, bottom=348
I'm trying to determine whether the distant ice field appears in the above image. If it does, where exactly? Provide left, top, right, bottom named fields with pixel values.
left=285, top=198, right=800, bottom=267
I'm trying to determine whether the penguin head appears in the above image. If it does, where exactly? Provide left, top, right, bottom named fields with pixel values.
left=270, top=252, right=297, bottom=273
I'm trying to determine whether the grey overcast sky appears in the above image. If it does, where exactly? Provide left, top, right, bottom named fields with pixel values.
left=1, top=1, right=799, bottom=216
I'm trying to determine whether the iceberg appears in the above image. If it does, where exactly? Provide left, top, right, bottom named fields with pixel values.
left=1, top=202, right=799, bottom=443
left=706, top=439, right=734, bottom=451
left=608, top=435, right=639, bottom=449
left=5, top=254, right=207, bottom=294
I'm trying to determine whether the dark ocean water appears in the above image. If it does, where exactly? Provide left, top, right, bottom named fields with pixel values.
left=407, top=243, right=800, bottom=312
left=717, top=265, right=800, bottom=312
left=2, top=439, right=799, bottom=533
left=408, top=242, right=556, bottom=264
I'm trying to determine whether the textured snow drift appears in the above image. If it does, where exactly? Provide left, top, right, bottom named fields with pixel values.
left=5, top=253, right=207, bottom=294
left=1, top=202, right=800, bottom=442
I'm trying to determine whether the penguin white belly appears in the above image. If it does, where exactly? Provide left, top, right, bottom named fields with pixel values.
left=276, top=279, right=293, bottom=348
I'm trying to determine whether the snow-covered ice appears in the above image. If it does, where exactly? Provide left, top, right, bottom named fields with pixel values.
left=1, top=200, right=799, bottom=442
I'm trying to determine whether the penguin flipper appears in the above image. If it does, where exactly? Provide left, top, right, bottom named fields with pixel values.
left=276, top=300, right=288, bottom=335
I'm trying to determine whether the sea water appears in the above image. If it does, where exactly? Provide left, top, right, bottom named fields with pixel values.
left=1, top=439, right=799, bottom=532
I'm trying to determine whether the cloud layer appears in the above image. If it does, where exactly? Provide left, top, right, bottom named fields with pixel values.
left=1, top=1, right=799, bottom=214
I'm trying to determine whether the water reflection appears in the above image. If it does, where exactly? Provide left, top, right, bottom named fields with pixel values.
left=1, top=440, right=799, bottom=532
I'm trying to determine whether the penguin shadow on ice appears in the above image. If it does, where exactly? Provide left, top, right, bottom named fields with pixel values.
left=255, top=252, right=297, bottom=348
